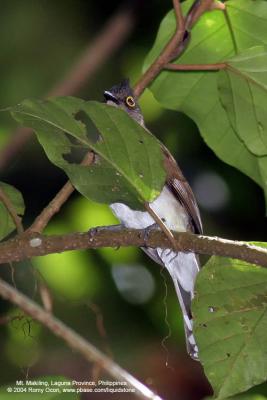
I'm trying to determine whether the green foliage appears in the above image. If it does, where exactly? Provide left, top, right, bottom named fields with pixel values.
left=10, top=97, right=166, bottom=210
left=144, top=0, right=267, bottom=205
left=0, top=182, right=24, bottom=241
left=192, top=255, right=267, bottom=399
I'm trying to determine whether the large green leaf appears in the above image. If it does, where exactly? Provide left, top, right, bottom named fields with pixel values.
left=192, top=256, right=267, bottom=399
left=10, top=97, right=166, bottom=210
left=218, top=46, right=267, bottom=157
left=0, top=181, right=24, bottom=241
left=143, top=0, right=267, bottom=195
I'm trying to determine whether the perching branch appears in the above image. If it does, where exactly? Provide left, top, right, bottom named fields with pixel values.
left=0, top=228, right=266, bottom=267
left=0, top=276, right=162, bottom=400
left=0, top=4, right=136, bottom=172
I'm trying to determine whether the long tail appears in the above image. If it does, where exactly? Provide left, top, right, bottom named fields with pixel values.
left=156, top=249, right=200, bottom=360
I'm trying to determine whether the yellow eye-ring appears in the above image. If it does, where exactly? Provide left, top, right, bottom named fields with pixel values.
left=125, top=96, right=135, bottom=108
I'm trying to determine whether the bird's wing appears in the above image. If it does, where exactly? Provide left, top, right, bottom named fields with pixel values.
left=162, top=145, right=203, bottom=234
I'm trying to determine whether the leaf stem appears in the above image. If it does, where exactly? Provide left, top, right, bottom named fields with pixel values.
left=165, top=62, right=226, bottom=71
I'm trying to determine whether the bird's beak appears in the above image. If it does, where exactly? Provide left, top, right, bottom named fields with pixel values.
left=103, top=91, right=119, bottom=104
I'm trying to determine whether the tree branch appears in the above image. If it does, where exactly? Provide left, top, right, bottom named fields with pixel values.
left=0, top=276, right=162, bottom=400
left=185, top=0, right=215, bottom=29
left=134, top=1, right=186, bottom=98
left=0, top=228, right=266, bottom=267
left=0, top=187, right=24, bottom=234
left=172, top=0, right=185, bottom=32
left=0, top=4, right=136, bottom=172
left=134, top=0, right=217, bottom=97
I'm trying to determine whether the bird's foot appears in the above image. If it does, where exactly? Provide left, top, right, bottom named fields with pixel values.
left=143, top=223, right=159, bottom=247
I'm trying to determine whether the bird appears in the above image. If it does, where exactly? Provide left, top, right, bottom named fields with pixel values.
left=103, top=79, right=203, bottom=360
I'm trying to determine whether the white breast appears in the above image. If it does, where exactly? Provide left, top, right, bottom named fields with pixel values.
left=110, top=185, right=189, bottom=232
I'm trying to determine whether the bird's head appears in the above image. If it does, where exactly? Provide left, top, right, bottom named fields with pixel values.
left=103, top=79, right=144, bottom=126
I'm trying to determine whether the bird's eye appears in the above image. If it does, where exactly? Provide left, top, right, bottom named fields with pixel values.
left=125, top=96, right=135, bottom=108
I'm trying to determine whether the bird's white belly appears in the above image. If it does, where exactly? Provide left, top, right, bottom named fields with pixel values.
left=110, top=186, right=189, bottom=232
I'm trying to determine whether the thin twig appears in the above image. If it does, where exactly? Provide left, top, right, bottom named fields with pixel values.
left=0, top=187, right=24, bottom=234
left=0, top=228, right=266, bottom=268
left=29, top=152, right=95, bottom=233
left=165, top=62, right=226, bottom=71
left=29, top=181, right=74, bottom=233
left=0, top=5, right=136, bottom=172
left=0, top=277, right=162, bottom=400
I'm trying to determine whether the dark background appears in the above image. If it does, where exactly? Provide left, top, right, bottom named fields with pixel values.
left=0, top=1, right=266, bottom=399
